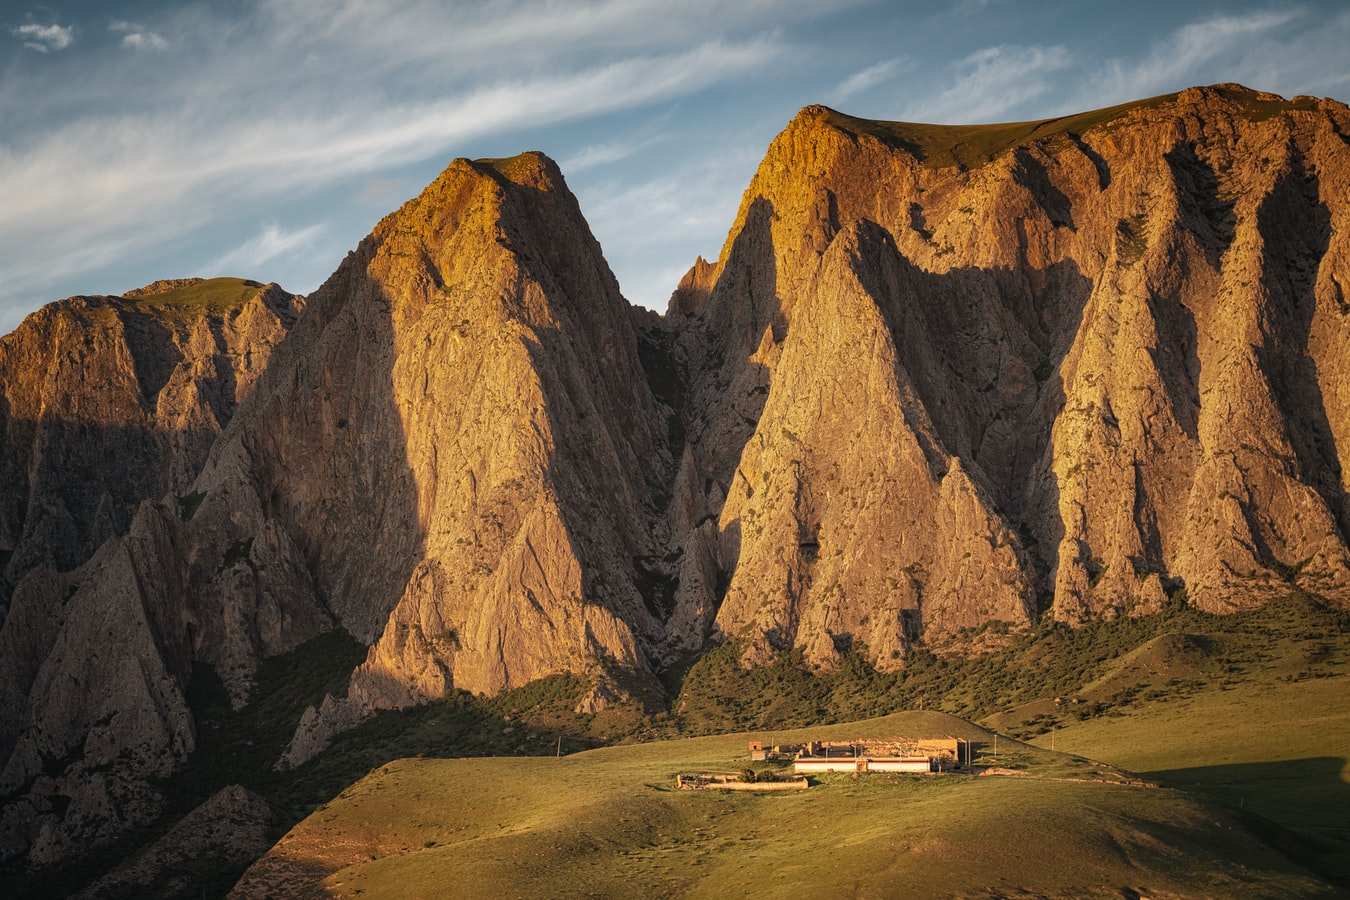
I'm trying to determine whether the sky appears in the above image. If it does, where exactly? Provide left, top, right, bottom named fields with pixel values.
left=2, top=1, right=1349, bottom=333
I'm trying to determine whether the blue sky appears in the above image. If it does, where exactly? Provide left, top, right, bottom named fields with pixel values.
left=2, top=1, right=1349, bottom=332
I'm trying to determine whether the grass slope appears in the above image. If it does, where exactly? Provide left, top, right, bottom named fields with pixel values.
left=666, top=594, right=1349, bottom=745
left=233, top=593, right=1348, bottom=896
left=1032, top=673, right=1350, bottom=886
left=239, top=711, right=1332, bottom=899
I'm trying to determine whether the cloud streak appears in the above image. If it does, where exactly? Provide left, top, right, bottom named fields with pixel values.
left=902, top=44, right=1073, bottom=123
left=561, top=135, right=668, bottom=173
left=829, top=58, right=909, bottom=104
left=11, top=23, right=73, bottom=52
left=207, top=222, right=325, bottom=273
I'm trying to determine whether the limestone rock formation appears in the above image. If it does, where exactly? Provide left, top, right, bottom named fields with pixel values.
left=0, top=278, right=301, bottom=613
left=657, top=84, right=1350, bottom=677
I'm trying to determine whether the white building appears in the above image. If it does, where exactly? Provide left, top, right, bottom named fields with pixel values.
left=793, top=756, right=937, bottom=774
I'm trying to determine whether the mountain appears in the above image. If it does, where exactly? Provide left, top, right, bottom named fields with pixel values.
left=0, top=278, right=301, bottom=864
left=0, top=278, right=301, bottom=612
left=1, top=152, right=673, bottom=866
left=4, top=83, right=1350, bottom=888
left=661, top=84, right=1350, bottom=676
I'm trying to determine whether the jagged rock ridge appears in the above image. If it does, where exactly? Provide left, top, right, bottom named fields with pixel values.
left=0, top=278, right=301, bottom=865
left=653, top=84, right=1350, bottom=676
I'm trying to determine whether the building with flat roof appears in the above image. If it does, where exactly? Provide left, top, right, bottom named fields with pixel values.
left=793, top=756, right=939, bottom=774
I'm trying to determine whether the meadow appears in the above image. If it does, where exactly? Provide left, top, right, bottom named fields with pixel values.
left=235, top=707, right=1336, bottom=898
left=244, top=591, right=1346, bottom=896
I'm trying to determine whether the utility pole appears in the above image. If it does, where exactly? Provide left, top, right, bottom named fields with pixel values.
left=556, top=735, right=562, bottom=758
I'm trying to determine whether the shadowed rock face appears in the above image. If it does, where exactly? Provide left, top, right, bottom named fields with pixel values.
left=0, top=280, right=302, bottom=611
left=5, top=84, right=1350, bottom=877
left=0, top=278, right=301, bottom=865
left=272, top=152, right=671, bottom=764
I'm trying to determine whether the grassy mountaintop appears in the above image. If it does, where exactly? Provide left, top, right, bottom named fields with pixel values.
left=121, top=276, right=267, bottom=312
left=818, top=83, right=1321, bottom=169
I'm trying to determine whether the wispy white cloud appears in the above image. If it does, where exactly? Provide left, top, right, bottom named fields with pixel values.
left=207, top=222, right=326, bottom=273
left=109, top=19, right=170, bottom=51
left=561, top=136, right=666, bottom=173
left=0, top=35, right=784, bottom=204
left=1084, top=10, right=1301, bottom=107
left=11, top=22, right=73, bottom=52
left=902, top=44, right=1073, bottom=123
left=253, top=0, right=841, bottom=67
left=124, top=31, right=169, bottom=51
left=829, top=58, right=910, bottom=105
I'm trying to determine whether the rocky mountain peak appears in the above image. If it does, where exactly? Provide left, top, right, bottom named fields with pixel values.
left=665, top=83, right=1350, bottom=667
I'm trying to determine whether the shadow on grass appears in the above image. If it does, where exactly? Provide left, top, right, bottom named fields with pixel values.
left=1146, top=756, right=1350, bottom=888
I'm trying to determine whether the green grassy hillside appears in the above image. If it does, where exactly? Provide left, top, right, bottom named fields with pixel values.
left=1029, top=672, right=1350, bottom=886
left=231, top=592, right=1347, bottom=896
left=124, top=277, right=266, bottom=313
left=237, top=711, right=1334, bottom=898
left=25, top=591, right=1343, bottom=897
left=664, top=594, right=1349, bottom=744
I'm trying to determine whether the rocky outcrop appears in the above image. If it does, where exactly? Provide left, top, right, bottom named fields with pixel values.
left=0, top=279, right=302, bottom=868
left=658, top=84, right=1350, bottom=674
left=0, top=278, right=302, bottom=613
left=276, top=152, right=671, bottom=763
left=123, top=277, right=213, bottom=298
left=74, top=784, right=275, bottom=899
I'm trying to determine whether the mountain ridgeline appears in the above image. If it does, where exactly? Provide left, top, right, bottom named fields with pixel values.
left=3, top=84, right=1350, bottom=871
